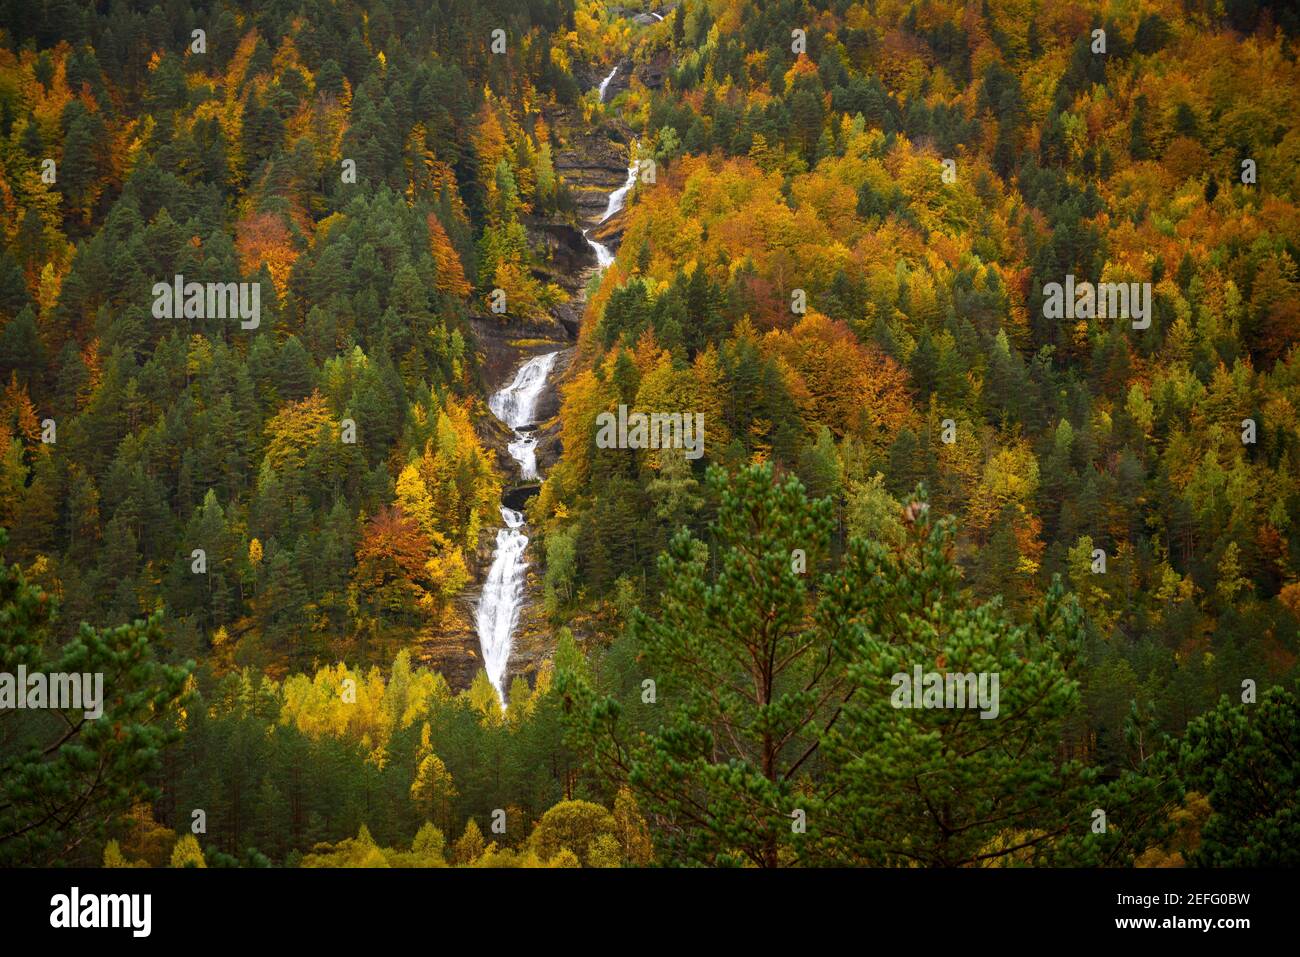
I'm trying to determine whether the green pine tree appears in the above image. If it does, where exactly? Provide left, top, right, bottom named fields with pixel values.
left=562, top=463, right=843, bottom=867
left=1178, top=684, right=1299, bottom=866
left=0, top=531, right=192, bottom=865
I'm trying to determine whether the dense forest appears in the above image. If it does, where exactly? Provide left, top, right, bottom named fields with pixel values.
left=1, top=0, right=1298, bottom=869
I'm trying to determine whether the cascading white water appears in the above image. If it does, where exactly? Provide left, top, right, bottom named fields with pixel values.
left=477, top=352, right=560, bottom=705
left=585, top=59, right=638, bottom=269
left=508, top=433, right=541, bottom=481
left=583, top=146, right=640, bottom=270
left=597, top=64, right=618, bottom=102
left=586, top=233, right=615, bottom=270
left=476, top=68, right=636, bottom=706
left=489, top=352, right=558, bottom=428
left=599, top=155, right=640, bottom=223
left=476, top=506, right=528, bottom=707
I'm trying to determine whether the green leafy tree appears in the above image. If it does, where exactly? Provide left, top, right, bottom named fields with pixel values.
left=529, top=799, right=617, bottom=866
left=169, top=833, right=207, bottom=868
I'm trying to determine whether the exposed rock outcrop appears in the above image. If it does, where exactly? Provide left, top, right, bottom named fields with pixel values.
left=551, top=108, right=632, bottom=222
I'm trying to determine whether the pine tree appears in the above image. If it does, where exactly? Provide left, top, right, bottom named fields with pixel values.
left=562, top=463, right=843, bottom=867
left=452, top=817, right=485, bottom=865
left=410, top=735, right=457, bottom=833
left=813, top=501, right=1176, bottom=866
left=0, top=532, right=192, bottom=866
left=1178, top=684, right=1299, bottom=866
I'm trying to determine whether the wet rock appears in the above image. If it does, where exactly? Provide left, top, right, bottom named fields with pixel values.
left=550, top=295, right=588, bottom=338
left=587, top=205, right=628, bottom=248
left=554, top=121, right=632, bottom=222
left=412, top=600, right=483, bottom=692
left=631, top=46, right=673, bottom=91
left=506, top=574, right=550, bottom=685
left=533, top=348, right=574, bottom=422
left=524, top=219, right=597, bottom=293
left=467, top=315, right=570, bottom=394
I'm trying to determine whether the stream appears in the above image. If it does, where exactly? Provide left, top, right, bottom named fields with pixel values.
left=584, top=64, right=639, bottom=268
left=477, top=352, right=559, bottom=705
left=474, top=68, right=639, bottom=707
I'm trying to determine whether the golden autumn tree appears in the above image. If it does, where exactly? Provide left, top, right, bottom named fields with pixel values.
left=410, top=722, right=457, bottom=832
left=262, top=392, right=337, bottom=474
left=235, top=210, right=298, bottom=297
left=427, top=213, right=471, bottom=298
left=761, top=312, right=911, bottom=444
left=351, top=505, right=434, bottom=624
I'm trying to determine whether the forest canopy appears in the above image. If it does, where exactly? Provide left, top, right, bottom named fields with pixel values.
left=1, top=0, right=1298, bottom=869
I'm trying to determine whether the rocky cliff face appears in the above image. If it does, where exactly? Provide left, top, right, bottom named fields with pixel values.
left=586, top=204, right=628, bottom=250
left=552, top=106, right=632, bottom=221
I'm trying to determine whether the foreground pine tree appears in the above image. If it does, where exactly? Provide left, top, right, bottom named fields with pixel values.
left=0, top=531, right=192, bottom=865
left=813, top=503, right=1176, bottom=866
left=562, top=465, right=1177, bottom=866
left=562, top=463, right=844, bottom=867
left=1177, top=684, right=1299, bottom=866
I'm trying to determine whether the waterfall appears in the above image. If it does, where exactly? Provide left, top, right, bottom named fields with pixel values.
left=475, top=506, right=529, bottom=707
left=583, top=147, right=640, bottom=271
left=584, top=60, right=638, bottom=269
left=587, top=235, right=615, bottom=270
left=597, top=64, right=618, bottom=103
left=477, top=352, right=559, bottom=706
left=508, top=433, right=541, bottom=481
left=489, top=351, right=558, bottom=428
left=599, top=154, right=640, bottom=223
left=476, top=67, right=636, bottom=707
